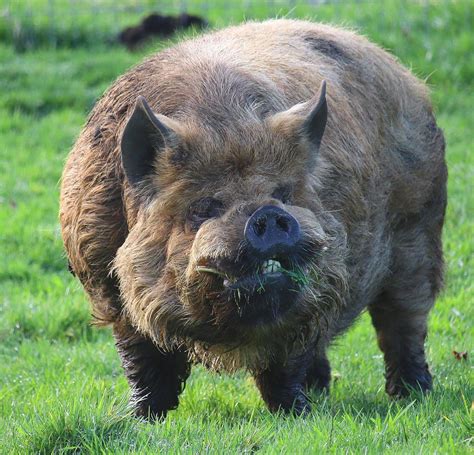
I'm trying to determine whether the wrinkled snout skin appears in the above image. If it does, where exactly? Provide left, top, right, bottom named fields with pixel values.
left=60, top=20, right=447, bottom=419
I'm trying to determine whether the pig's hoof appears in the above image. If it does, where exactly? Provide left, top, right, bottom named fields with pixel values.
left=386, top=368, right=432, bottom=398
left=305, top=359, right=331, bottom=392
left=134, top=404, right=169, bottom=422
left=268, top=391, right=311, bottom=416
left=292, top=395, right=312, bottom=416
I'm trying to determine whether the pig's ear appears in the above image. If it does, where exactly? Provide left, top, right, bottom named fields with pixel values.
left=121, top=96, right=175, bottom=186
left=302, top=80, right=327, bottom=150
left=269, top=80, right=327, bottom=155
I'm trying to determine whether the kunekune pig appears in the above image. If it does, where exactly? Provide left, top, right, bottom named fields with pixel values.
left=60, top=20, right=447, bottom=419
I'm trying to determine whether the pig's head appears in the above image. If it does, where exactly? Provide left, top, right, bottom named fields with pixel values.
left=114, top=81, right=348, bottom=370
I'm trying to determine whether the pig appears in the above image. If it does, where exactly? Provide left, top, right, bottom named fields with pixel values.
left=60, top=19, right=447, bottom=419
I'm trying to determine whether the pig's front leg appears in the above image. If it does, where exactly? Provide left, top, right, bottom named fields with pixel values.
left=113, top=319, right=190, bottom=421
left=254, top=354, right=310, bottom=415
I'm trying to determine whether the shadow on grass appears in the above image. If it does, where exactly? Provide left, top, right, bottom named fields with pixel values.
left=307, top=380, right=472, bottom=424
left=194, top=379, right=471, bottom=425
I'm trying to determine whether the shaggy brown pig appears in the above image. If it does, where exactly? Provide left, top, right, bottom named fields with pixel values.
left=60, top=19, right=447, bottom=419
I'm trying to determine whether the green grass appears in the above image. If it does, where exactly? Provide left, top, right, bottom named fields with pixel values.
left=0, top=1, right=473, bottom=453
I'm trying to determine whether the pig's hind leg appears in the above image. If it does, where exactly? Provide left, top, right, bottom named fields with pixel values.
left=369, top=114, right=447, bottom=397
left=113, top=319, right=190, bottom=420
left=369, top=297, right=433, bottom=397
left=368, top=198, right=445, bottom=397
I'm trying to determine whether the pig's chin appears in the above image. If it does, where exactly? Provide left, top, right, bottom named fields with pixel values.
left=221, top=269, right=305, bottom=326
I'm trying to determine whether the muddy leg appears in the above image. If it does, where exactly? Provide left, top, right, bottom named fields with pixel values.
left=254, top=353, right=310, bottom=414
left=113, top=319, right=190, bottom=420
left=369, top=297, right=433, bottom=397
left=304, top=348, right=331, bottom=392
left=370, top=183, right=445, bottom=397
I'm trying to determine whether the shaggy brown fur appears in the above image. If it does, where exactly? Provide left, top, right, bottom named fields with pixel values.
left=60, top=20, right=447, bottom=418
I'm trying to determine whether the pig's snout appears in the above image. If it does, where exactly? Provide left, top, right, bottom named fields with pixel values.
left=244, top=205, right=300, bottom=258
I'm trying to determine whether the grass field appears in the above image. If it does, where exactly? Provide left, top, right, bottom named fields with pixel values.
left=0, top=0, right=473, bottom=453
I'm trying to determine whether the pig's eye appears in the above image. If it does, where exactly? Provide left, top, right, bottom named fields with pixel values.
left=272, top=185, right=292, bottom=204
left=187, top=197, right=224, bottom=230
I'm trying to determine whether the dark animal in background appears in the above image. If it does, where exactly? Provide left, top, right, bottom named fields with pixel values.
left=60, top=20, right=447, bottom=419
left=118, top=12, right=208, bottom=50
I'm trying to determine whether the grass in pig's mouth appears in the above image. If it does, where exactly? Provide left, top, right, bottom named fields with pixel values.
left=196, top=259, right=310, bottom=292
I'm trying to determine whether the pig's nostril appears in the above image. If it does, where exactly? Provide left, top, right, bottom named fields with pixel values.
left=276, top=215, right=290, bottom=233
left=254, top=217, right=267, bottom=236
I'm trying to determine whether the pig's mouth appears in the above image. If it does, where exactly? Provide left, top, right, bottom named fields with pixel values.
left=195, top=256, right=311, bottom=325
left=224, top=259, right=285, bottom=288
left=197, top=259, right=307, bottom=289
